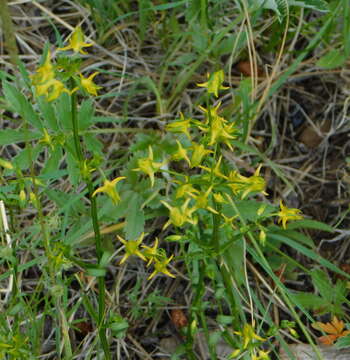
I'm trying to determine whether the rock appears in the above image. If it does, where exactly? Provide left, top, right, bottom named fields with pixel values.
left=279, top=343, right=350, bottom=360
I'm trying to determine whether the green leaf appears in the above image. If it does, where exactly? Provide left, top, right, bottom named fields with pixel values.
left=316, top=50, right=346, bottom=69
left=38, top=97, right=58, bottom=131
left=2, top=82, right=42, bottom=129
left=269, top=233, right=350, bottom=279
left=169, top=53, right=196, bottom=66
left=223, top=200, right=275, bottom=222
left=86, top=267, right=106, bottom=277
left=13, top=145, right=42, bottom=170
left=222, top=236, right=245, bottom=286
left=290, top=292, right=327, bottom=310
left=138, top=0, right=154, bottom=41
left=45, top=189, right=85, bottom=216
left=84, top=133, right=103, bottom=156
left=92, top=116, right=124, bottom=123
left=0, top=129, right=41, bottom=146
left=56, top=93, right=72, bottom=131
left=8, top=303, right=23, bottom=316
left=289, top=0, right=329, bottom=12
left=252, top=0, right=288, bottom=20
left=66, top=151, right=80, bottom=187
left=286, top=219, right=334, bottom=232
left=124, top=192, right=145, bottom=240
left=216, top=315, right=234, bottom=325
left=109, top=314, right=129, bottom=338
left=99, top=251, right=112, bottom=268
left=41, top=146, right=64, bottom=178
left=191, top=23, right=208, bottom=53
left=269, top=227, right=314, bottom=247
left=78, top=99, right=94, bottom=130
left=335, top=334, right=350, bottom=349
left=310, top=268, right=333, bottom=300
left=343, top=0, right=350, bottom=56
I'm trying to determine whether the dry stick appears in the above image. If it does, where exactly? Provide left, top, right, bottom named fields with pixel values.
left=126, top=334, right=154, bottom=360
left=0, top=201, right=13, bottom=304
left=242, top=0, right=258, bottom=101
left=252, top=3, right=290, bottom=129
left=0, top=0, right=19, bottom=68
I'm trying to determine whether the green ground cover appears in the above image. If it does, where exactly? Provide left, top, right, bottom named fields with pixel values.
left=0, top=0, right=350, bottom=358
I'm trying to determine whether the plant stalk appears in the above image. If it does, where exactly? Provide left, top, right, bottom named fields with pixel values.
left=71, top=91, right=111, bottom=359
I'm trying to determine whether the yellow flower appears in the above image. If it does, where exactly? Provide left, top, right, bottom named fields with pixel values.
left=92, top=176, right=125, bottom=204
left=142, top=238, right=160, bottom=266
left=213, top=192, right=227, bottom=204
left=81, top=160, right=95, bottom=180
left=166, top=112, right=192, bottom=139
left=35, top=78, right=70, bottom=102
left=190, top=143, right=212, bottom=168
left=200, top=155, right=227, bottom=180
left=148, top=255, right=175, bottom=280
left=172, top=140, right=191, bottom=166
left=252, top=350, right=270, bottom=360
left=31, top=51, right=71, bottom=101
left=31, top=50, right=55, bottom=85
left=79, top=72, right=102, bottom=96
left=209, top=116, right=238, bottom=150
left=0, top=158, right=14, bottom=170
left=39, top=128, right=54, bottom=149
left=233, top=322, right=265, bottom=350
left=198, top=102, right=222, bottom=125
left=221, top=213, right=237, bottom=227
left=198, top=103, right=238, bottom=150
left=29, top=192, right=39, bottom=209
left=161, top=198, right=197, bottom=229
left=228, top=165, right=268, bottom=199
left=192, top=186, right=219, bottom=214
left=174, top=177, right=200, bottom=199
left=230, top=349, right=241, bottom=358
left=58, top=26, right=93, bottom=54
left=19, top=189, right=26, bottom=208
left=133, top=146, right=165, bottom=187
left=117, top=233, right=147, bottom=264
left=277, top=201, right=303, bottom=229
left=259, top=229, right=266, bottom=246
left=196, top=69, right=229, bottom=97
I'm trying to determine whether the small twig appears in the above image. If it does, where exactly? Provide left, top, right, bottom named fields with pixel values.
left=0, top=200, right=13, bottom=304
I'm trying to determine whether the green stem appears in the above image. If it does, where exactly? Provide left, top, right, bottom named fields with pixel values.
left=70, top=93, right=83, bottom=163
left=212, top=208, right=220, bottom=254
left=200, top=0, right=208, bottom=30
left=205, top=95, right=221, bottom=253
left=70, top=91, right=111, bottom=359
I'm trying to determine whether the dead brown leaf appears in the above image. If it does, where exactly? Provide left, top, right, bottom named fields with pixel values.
left=236, top=61, right=264, bottom=77
left=311, top=316, right=350, bottom=346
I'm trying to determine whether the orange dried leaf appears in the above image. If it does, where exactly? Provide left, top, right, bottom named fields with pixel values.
left=318, top=334, right=338, bottom=346
left=312, top=316, right=350, bottom=346
left=332, top=316, right=345, bottom=333
left=171, top=309, right=188, bottom=329
left=314, top=322, right=340, bottom=335
left=312, top=317, right=344, bottom=335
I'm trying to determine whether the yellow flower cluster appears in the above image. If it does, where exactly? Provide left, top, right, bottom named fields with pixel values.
left=231, top=322, right=269, bottom=359
left=117, top=233, right=175, bottom=280
left=31, top=27, right=101, bottom=101
left=152, top=68, right=304, bottom=238
left=31, top=50, right=71, bottom=102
